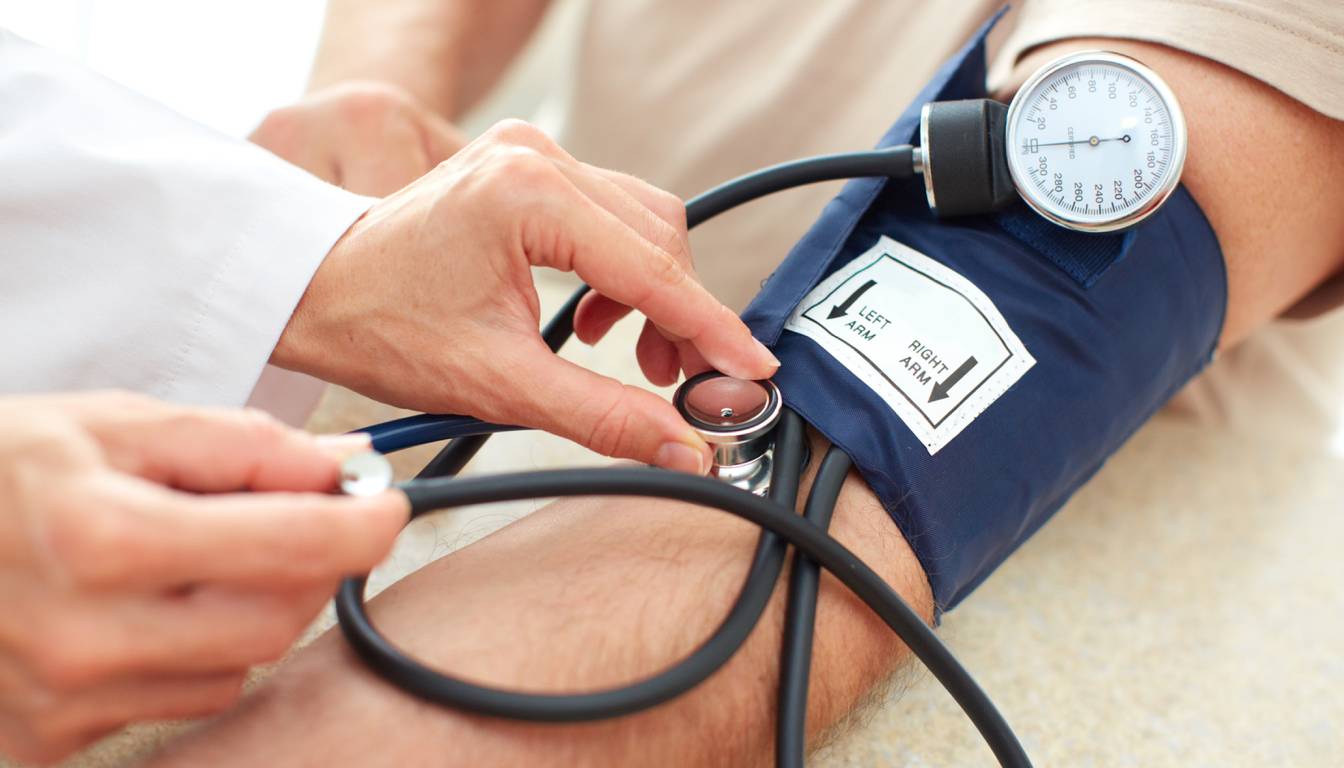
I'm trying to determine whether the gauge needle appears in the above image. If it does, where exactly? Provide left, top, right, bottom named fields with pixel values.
left=1036, top=134, right=1132, bottom=148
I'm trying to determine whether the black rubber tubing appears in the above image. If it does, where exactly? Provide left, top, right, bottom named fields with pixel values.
left=335, top=410, right=808, bottom=720
left=339, top=465, right=1030, bottom=768
left=776, top=446, right=851, bottom=767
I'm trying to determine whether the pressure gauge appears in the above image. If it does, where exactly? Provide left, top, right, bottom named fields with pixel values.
left=1004, top=51, right=1187, bottom=233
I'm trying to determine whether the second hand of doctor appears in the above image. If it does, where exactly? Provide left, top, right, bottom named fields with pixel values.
left=270, top=118, right=779, bottom=475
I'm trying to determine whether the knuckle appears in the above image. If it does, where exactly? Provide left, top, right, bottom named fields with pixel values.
left=83, top=389, right=155, bottom=415
left=584, top=388, right=638, bottom=458
left=484, top=147, right=558, bottom=203
left=495, top=145, right=549, bottom=176
left=655, top=189, right=689, bottom=232
left=647, top=215, right=689, bottom=266
left=251, top=107, right=304, bottom=151
left=231, top=408, right=289, bottom=449
left=485, top=118, right=549, bottom=147
left=25, top=632, right=102, bottom=693
left=648, top=248, right=688, bottom=291
left=162, top=403, right=284, bottom=446
left=42, top=492, right=131, bottom=588
left=334, top=82, right=411, bottom=125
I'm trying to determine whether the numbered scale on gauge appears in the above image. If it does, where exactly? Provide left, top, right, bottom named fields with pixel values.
left=1005, top=51, right=1187, bottom=232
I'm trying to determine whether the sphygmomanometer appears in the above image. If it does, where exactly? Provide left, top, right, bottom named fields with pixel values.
left=331, top=16, right=1224, bottom=768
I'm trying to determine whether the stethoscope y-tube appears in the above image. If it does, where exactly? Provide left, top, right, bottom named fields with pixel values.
left=341, top=142, right=1033, bottom=768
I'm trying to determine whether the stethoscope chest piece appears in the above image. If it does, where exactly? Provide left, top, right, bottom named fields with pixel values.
left=673, top=372, right=782, bottom=496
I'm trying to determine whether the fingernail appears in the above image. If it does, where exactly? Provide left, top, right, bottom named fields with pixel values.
left=316, top=432, right=374, bottom=461
left=654, top=440, right=709, bottom=475
left=755, top=340, right=781, bottom=371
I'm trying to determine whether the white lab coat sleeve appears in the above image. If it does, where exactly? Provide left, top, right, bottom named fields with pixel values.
left=0, top=29, right=376, bottom=407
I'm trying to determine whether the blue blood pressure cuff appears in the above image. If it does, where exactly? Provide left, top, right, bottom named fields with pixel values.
left=740, top=18, right=1226, bottom=613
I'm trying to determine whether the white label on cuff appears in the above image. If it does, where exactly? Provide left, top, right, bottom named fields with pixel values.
left=784, top=235, right=1035, bottom=455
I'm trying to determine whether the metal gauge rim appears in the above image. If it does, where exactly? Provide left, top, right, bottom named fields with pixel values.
left=673, top=371, right=781, bottom=439
left=919, top=103, right=938, bottom=213
left=1004, top=50, right=1188, bottom=233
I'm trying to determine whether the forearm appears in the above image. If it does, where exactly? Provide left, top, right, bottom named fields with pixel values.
left=147, top=435, right=927, bottom=767
left=309, top=0, right=551, bottom=119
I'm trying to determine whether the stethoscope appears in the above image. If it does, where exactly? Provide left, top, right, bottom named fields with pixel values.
left=330, top=50, right=1189, bottom=768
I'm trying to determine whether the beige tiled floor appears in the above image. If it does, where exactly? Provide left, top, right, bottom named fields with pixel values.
left=33, top=271, right=1344, bottom=767
left=812, top=415, right=1344, bottom=766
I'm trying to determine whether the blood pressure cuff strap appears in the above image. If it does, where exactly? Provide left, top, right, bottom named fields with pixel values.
left=740, top=17, right=1226, bottom=613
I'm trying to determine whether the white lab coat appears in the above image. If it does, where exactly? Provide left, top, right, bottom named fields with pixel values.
left=0, top=29, right=372, bottom=415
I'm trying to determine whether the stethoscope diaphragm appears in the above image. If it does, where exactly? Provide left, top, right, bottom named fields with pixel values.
left=673, top=372, right=782, bottom=495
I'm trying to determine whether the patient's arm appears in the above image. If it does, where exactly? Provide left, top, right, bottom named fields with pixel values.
left=150, top=434, right=921, bottom=767
left=148, top=40, right=1344, bottom=768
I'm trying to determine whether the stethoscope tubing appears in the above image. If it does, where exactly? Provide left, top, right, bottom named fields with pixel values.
left=339, top=454, right=1029, bottom=768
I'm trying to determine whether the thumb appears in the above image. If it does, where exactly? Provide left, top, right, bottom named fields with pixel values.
left=493, top=349, right=713, bottom=474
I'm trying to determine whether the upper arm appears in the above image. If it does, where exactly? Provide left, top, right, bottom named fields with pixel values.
left=1001, top=38, right=1344, bottom=347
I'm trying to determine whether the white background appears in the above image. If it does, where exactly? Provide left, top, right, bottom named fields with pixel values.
left=0, top=0, right=329, bottom=136
left=0, top=0, right=579, bottom=138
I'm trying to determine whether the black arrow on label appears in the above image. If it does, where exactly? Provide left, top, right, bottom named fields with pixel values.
left=929, top=356, right=978, bottom=403
left=827, top=279, right=876, bottom=320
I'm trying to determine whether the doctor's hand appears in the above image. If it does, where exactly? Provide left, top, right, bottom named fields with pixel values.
left=250, top=81, right=467, bottom=196
left=0, top=393, right=407, bottom=765
left=272, top=119, right=778, bottom=475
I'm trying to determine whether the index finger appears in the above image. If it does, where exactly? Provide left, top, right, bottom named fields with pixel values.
left=50, top=474, right=408, bottom=590
left=543, top=189, right=779, bottom=381
left=67, top=394, right=360, bottom=494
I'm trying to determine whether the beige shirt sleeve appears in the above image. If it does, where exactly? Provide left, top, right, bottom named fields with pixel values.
left=992, top=0, right=1344, bottom=318
left=995, top=0, right=1344, bottom=120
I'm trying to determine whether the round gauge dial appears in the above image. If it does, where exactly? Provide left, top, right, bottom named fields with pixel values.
left=1005, top=51, right=1187, bottom=232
